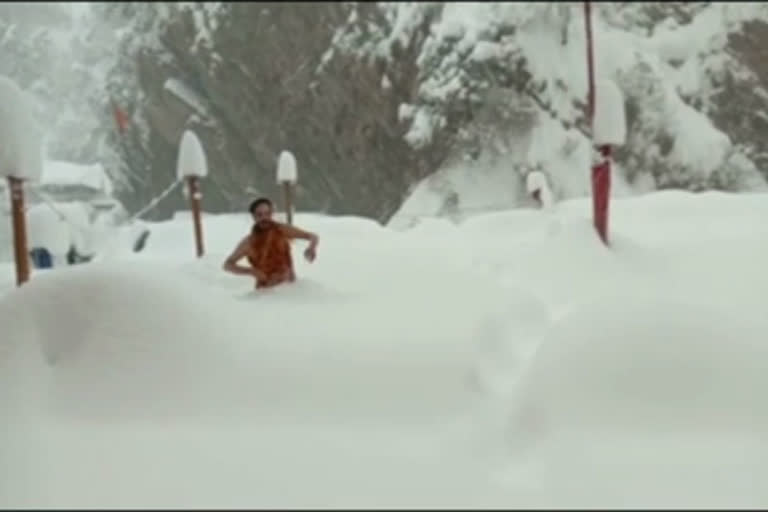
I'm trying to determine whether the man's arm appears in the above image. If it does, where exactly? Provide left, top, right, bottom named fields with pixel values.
left=280, top=224, right=319, bottom=261
left=281, top=224, right=318, bottom=247
left=222, top=236, right=256, bottom=275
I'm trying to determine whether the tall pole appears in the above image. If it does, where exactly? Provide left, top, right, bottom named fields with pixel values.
left=584, top=0, right=611, bottom=246
left=8, top=176, right=30, bottom=286
left=584, top=1, right=596, bottom=122
left=186, top=176, right=205, bottom=258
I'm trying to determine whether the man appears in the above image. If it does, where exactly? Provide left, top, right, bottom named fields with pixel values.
left=223, top=197, right=318, bottom=289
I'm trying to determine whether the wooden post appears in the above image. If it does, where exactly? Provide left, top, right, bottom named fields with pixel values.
left=8, top=176, right=30, bottom=286
left=186, top=176, right=205, bottom=258
left=282, top=181, right=294, bottom=226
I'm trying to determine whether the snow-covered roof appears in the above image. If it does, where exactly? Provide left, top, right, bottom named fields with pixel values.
left=39, top=160, right=113, bottom=195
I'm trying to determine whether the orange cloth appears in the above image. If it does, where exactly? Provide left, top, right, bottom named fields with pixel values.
left=247, top=221, right=295, bottom=288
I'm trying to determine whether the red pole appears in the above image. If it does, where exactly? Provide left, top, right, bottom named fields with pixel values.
left=8, top=176, right=30, bottom=286
left=584, top=1, right=611, bottom=246
left=186, top=176, right=205, bottom=258
left=592, top=146, right=612, bottom=245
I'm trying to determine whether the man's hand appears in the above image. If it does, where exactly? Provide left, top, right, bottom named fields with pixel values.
left=223, top=236, right=256, bottom=276
left=280, top=224, right=318, bottom=263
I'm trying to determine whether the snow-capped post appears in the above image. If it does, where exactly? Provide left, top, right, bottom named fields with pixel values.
left=584, top=0, right=621, bottom=246
left=176, top=129, right=208, bottom=258
left=0, top=75, right=42, bottom=286
left=276, top=150, right=298, bottom=225
left=591, top=79, right=626, bottom=245
left=526, top=170, right=554, bottom=210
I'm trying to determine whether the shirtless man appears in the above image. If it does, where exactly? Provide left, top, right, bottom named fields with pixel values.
left=223, top=197, right=318, bottom=288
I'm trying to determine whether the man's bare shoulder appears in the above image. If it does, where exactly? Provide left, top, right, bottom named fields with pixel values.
left=275, top=222, right=296, bottom=235
left=235, top=234, right=253, bottom=250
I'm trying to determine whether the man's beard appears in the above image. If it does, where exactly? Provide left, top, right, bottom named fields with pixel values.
left=253, top=218, right=275, bottom=233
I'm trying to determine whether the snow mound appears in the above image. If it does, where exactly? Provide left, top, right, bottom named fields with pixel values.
left=502, top=291, right=768, bottom=506
left=1, top=262, right=241, bottom=420
left=512, top=293, right=768, bottom=432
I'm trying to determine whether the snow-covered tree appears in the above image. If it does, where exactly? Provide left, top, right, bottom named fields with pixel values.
left=50, top=2, right=768, bottom=222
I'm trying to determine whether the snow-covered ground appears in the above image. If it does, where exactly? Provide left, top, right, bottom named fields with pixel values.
left=2, top=190, right=768, bottom=507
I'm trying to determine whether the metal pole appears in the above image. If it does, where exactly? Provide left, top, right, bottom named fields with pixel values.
left=584, top=1, right=596, bottom=122
left=592, top=146, right=612, bottom=246
left=584, top=0, right=610, bottom=246
left=186, top=176, right=205, bottom=258
left=282, top=181, right=294, bottom=226
left=8, top=176, right=30, bottom=286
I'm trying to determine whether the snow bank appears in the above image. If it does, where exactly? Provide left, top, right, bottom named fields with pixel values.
left=0, top=262, right=239, bottom=419
left=501, top=292, right=768, bottom=506
left=4, top=190, right=768, bottom=507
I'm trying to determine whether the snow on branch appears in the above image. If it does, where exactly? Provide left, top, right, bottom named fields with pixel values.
left=163, top=77, right=210, bottom=118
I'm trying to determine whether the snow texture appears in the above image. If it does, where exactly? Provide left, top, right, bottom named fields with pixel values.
left=0, top=75, right=42, bottom=181
left=277, top=150, right=298, bottom=183
left=176, top=130, right=208, bottom=179
left=592, top=79, right=626, bottom=147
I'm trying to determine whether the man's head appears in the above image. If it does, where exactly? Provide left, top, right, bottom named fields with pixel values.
left=249, top=197, right=273, bottom=224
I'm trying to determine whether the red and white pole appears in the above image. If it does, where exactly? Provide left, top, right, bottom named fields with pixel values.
left=584, top=1, right=612, bottom=246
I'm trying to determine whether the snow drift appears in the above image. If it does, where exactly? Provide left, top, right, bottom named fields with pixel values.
left=501, top=292, right=768, bottom=507
left=3, top=190, right=768, bottom=507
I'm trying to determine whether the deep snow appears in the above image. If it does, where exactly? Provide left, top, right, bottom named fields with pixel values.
left=2, top=190, right=768, bottom=507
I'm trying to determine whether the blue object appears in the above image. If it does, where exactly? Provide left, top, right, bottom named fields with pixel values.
left=30, top=247, right=53, bottom=269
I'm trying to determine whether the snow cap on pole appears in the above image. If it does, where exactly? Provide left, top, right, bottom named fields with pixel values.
left=176, top=129, right=208, bottom=179
left=276, top=150, right=298, bottom=184
left=0, top=75, right=42, bottom=181
left=593, top=79, right=626, bottom=147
